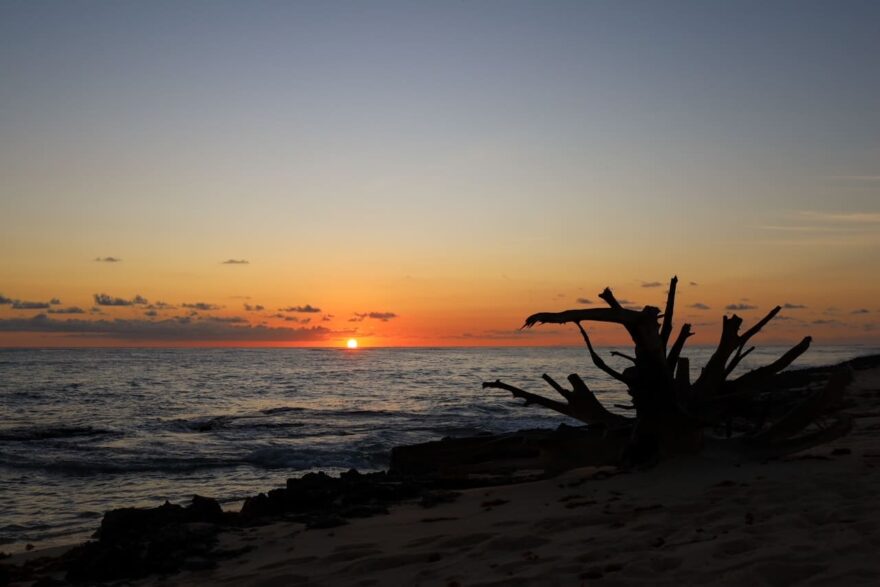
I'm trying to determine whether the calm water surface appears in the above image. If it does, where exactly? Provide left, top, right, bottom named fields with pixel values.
left=1, top=345, right=875, bottom=549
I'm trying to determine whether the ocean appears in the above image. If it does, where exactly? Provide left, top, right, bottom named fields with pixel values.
left=1, top=344, right=876, bottom=550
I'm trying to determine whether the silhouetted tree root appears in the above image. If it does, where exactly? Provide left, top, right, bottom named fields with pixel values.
left=484, top=276, right=853, bottom=465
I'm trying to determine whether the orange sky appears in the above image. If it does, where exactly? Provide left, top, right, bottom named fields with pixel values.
left=1, top=3, right=879, bottom=348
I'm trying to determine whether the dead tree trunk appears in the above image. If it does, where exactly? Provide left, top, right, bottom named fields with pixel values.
left=483, top=276, right=851, bottom=465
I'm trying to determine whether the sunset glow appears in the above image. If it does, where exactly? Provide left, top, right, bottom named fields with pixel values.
left=0, top=3, right=878, bottom=348
left=347, top=339, right=358, bottom=349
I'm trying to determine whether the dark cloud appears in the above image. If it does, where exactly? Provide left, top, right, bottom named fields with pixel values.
left=284, top=316, right=310, bottom=324
left=725, top=303, right=757, bottom=311
left=783, top=303, right=807, bottom=309
left=145, top=301, right=176, bottom=310
left=641, top=281, right=662, bottom=288
left=349, top=311, right=398, bottom=322
left=689, top=281, right=699, bottom=286
left=49, top=298, right=61, bottom=305
left=11, top=300, right=50, bottom=310
left=94, top=257, right=121, bottom=263
left=94, top=293, right=148, bottom=307
left=221, top=259, right=249, bottom=265
left=576, top=298, right=593, bottom=305
left=181, top=302, right=221, bottom=311
left=280, top=304, right=321, bottom=313
left=851, top=308, right=870, bottom=314
left=322, top=314, right=334, bottom=322
left=144, top=310, right=158, bottom=318
left=47, top=307, right=85, bottom=314
left=689, top=303, right=711, bottom=310
left=0, top=314, right=335, bottom=342
left=0, top=294, right=12, bottom=304
left=368, top=312, right=397, bottom=322
left=90, top=307, right=104, bottom=315
left=812, top=319, right=844, bottom=326
left=243, top=304, right=264, bottom=312
left=203, top=316, right=248, bottom=324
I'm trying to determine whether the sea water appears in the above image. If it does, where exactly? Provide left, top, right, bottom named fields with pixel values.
left=1, top=345, right=875, bottom=549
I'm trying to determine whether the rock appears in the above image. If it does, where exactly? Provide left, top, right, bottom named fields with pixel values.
left=187, top=495, right=224, bottom=523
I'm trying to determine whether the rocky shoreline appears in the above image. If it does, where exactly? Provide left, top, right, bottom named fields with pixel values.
left=3, top=354, right=878, bottom=586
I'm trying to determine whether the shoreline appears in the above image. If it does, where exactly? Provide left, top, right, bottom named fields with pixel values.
left=5, top=354, right=880, bottom=585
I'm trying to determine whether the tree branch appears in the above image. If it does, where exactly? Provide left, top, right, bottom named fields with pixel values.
left=666, top=323, right=693, bottom=368
left=576, top=322, right=631, bottom=385
left=729, top=336, right=812, bottom=392
left=598, top=287, right=623, bottom=310
left=542, top=373, right=571, bottom=401
left=482, top=380, right=573, bottom=416
left=725, top=346, right=755, bottom=377
left=611, top=351, right=636, bottom=363
left=659, top=275, right=678, bottom=349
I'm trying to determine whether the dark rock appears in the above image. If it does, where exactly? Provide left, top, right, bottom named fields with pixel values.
left=187, top=495, right=224, bottom=523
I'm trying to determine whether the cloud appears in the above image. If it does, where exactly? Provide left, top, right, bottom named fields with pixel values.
left=280, top=304, right=321, bottom=313
left=322, top=314, right=334, bottom=322
left=576, top=298, right=593, bottom=305
left=145, top=301, right=176, bottom=310
left=94, top=293, right=149, bottom=307
left=221, top=259, right=249, bottom=265
left=49, top=298, right=61, bottom=305
left=452, top=328, right=562, bottom=340
left=47, top=307, right=85, bottom=314
left=11, top=300, right=50, bottom=310
left=851, top=308, right=870, bottom=315
left=812, top=319, right=844, bottom=326
left=725, top=304, right=757, bottom=311
left=350, top=311, right=398, bottom=322
left=689, top=303, right=711, bottom=310
left=284, top=316, right=310, bottom=324
left=0, top=314, right=336, bottom=342
left=0, top=294, right=12, bottom=304
left=243, top=304, right=264, bottom=312
left=203, top=316, right=248, bottom=324
left=181, top=302, right=221, bottom=311
left=689, top=281, right=698, bottom=286
left=641, top=281, right=662, bottom=288
left=367, top=312, right=397, bottom=321
left=783, top=303, right=807, bottom=309
left=144, top=310, right=158, bottom=318
left=94, top=256, right=121, bottom=263
left=799, top=211, right=880, bottom=224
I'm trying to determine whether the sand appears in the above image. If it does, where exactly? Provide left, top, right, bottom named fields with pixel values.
left=123, top=364, right=880, bottom=586
left=8, top=364, right=880, bottom=586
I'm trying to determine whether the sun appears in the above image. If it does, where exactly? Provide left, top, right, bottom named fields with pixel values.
left=346, top=338, right=358, bottom=349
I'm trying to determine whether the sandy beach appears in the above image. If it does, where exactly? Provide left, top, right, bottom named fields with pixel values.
left=7, top=357, right=878, bottom=586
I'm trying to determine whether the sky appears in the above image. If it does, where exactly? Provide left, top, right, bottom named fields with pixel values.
left=1, top=0, right=879, bottom=347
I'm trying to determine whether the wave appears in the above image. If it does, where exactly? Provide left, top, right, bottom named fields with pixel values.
left=0, top=426, right=116, bottom=442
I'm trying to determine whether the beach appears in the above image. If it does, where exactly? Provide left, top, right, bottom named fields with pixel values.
left=6, top=355, right=880, bottom=586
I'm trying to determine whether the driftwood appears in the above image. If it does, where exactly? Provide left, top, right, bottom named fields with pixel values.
left=483, top=276, right=853, bottom=465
